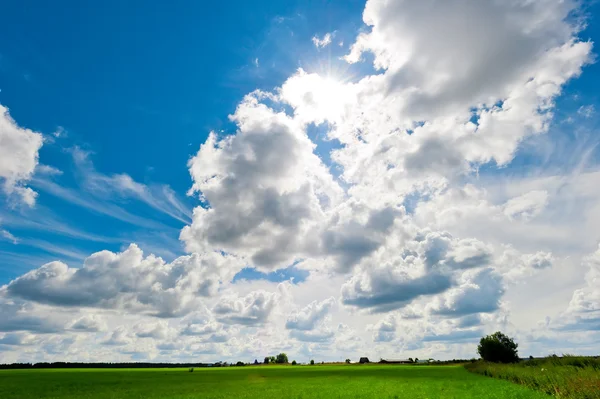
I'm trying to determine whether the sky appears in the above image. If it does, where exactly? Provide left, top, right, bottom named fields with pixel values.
left=0, top=0, right=600, bottom=363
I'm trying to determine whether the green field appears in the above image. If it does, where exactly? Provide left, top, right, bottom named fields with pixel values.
left=0, top=365, right=550, bottom=399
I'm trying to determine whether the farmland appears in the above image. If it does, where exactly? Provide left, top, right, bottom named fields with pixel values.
left=0, top=364, right=548, bottom=399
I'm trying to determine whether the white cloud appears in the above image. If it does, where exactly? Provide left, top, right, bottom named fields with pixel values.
left=1, top=228, right=18, bottom=244
left=182, top=93, right=343, bottom=270
left=214, top=288, right=280, bottom=326
left=577, top=104, right=595, bottom=118
left=503, top=190, right=549, bottom=221
left=2, top=244, right=245, bottom=317
left=312, top=32, right=333, bottom=48
left=286, top=297, right=335, bottom=331
left=0, top=104, right=43, bottom=206
left=70, top=147, right=192, bottom=224
left=68, top=315, right=107, bottom=332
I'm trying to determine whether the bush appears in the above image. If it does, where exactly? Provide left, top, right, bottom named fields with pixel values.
left=276, top=353, right=289, bottom=364
left=477, top=331, right=519, bottom=363
left=310, top=360, right=315, bottom=365
left=292, top=360, right=297, bottom=365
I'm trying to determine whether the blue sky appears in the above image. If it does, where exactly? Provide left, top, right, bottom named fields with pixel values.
left=0, top=0, right=368, bottom=280
left=1, top=0, right=600, bottom=363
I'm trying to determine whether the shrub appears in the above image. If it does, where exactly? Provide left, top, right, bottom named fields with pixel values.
left=310, top=360, right=315, bottom=365
left=292, top=360, right=297, bottom=365
left=477, top=331, right=519, bottom=363
left=465, top=356, right=600, bottom=399
left=188, top=368, right=194, bottom=372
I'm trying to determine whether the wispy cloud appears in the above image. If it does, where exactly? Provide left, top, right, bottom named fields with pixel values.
left=312, top=32, right=333, bottom=49
left=578, top=104, right=595, bottom=118
left=0, top=208, right=117, bottom=243
left=32, top=177, right=168, bottom=230
left=70, top=147, right=192, bottom=224
left=1, top=229, right=18, bottom=244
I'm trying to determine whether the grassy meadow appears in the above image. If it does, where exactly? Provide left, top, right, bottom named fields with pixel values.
left=0, top=364, right=550, bottom=399
left=465, top=356, right=600, bottom=399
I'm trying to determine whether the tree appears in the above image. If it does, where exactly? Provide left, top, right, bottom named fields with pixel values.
left=264, top=357, right=270, bottom=364
left=345, top=359, right=351, bottom=364
left=276, top=353, right=288, bottom=364
left=477, top=331, right=519, bottom=363
left=254, top=359, right=259, bottom=365
left=310, top=359, right=315, bottom=365
left=408, top=358, right=414, bottom=363
left=292, top=360, right=297, bottom=365
left=269, top=356, right=276, bottom=364
left=415, top=358, right=419, bottom=363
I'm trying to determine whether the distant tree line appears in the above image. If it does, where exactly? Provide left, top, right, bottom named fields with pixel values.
left=0, top=362, right=214, bottom=370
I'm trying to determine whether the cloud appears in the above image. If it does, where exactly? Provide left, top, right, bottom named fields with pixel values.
left=182, top=92, right=343, bottom=269
left=371, top=314, right=396, bottom=342
left=289, top=329, right=334, bottom=343
left=134, top=321, right=173, bottom=339
left=430, top=268, right=504, bottom=316
left=341, top=231, right=493, bottom=312
left=578, top=105, right=595, bottom=118
left=0, top=300, right=62, bottom=333
left=1, top=228, right=18, bottom=244
left=312, top=32, right=333, bottom=48
left=70, top=147, right=192, bottom=224
left=552, top=245, right=600, bottom=331
left=102, top=326, right=132, bottom=346
left=286, top=297, right=335, bottom=331
left=213, top=289, right=280, bottom=326
left=503, top=190, right=549, bottom=221
left=0, top=104, right=44, bottom=206
left=68, top=315, right=107, bottom=332
left=3, top=244, right=244, bottom=317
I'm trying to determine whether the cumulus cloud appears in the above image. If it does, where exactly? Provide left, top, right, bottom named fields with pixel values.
left=285, top=297, right=336, bottom=343
left=553, top=245, right=600, bottom=331
left=102, top=326, right=132, bottom=346
left=3, top=244, right=244, bottom=317
left=0, top=300, right=63, bottom=333
left=371, top=314, right=396, bottom=342
left=68, top=315, right=107, bottom=332
left=341, top=231, right=493, bottom=312
left=0, top=104, right=44, bottom=206
left=430, top=268, right=504, bottom=316
left=214, top=289, right=280, bottom=326
left=182, top=93, right=343, bottom=269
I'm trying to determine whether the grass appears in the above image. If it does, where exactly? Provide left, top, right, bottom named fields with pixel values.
left=465, top=356, right=600, bottom=399
left=0, top=364, right=549, bottom=399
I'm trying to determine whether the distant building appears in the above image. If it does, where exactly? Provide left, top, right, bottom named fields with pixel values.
left=359, top=357, right=370, bottom=364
